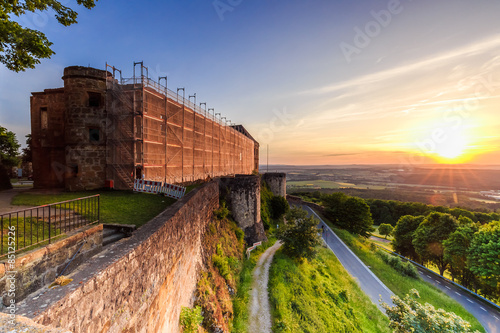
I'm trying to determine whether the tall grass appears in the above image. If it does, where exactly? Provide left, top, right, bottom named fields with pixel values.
left=268, top=246, right=391, bottom=333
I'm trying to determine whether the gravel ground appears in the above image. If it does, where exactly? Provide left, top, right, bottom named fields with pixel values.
left=248, top=241, right=282, bottom=333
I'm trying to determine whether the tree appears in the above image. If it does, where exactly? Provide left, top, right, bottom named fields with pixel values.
left=468, top=221, right=500, bottom=297
left=21, top=134, right=32, bottom=164
left=378, top=223, right=394, bottom=239
left=1, top=0, right=97, bottom=72
left=322, top=192, right=348, bottom=225
left=413, top=212, right=458, bottom=276
left=0, top=126, right=20, bottom=167
left=443, top=220, right=478, bottom=287
left=323, top=193, right=374, bottom=238
left=382, top=289, right=480, bottom=333
left=0, top=126, right=20, bottom=190
left=277, top=207, right=321, bottom=261
left=391, top=215, right=424, bottom=262
left=270, top=195, right=289, bottom=219
left=340, top=197, right=374, bottom=238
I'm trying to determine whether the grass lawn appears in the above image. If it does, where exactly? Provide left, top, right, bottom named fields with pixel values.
left=11, top=190, right=178, bottom=227
left=268, top=247, right=391, bottom=333
left=331, top=227, right=485, bottom=333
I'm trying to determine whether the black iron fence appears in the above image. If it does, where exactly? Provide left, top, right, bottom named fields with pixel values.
left=0, top=195, right=100, bottom=256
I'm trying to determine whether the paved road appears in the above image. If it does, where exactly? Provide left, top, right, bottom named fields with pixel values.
left=415, top=266, right=500, bottom=333
left=301, top=205, right=394, bottom=312
left=300, top=205, right=499, bottom=333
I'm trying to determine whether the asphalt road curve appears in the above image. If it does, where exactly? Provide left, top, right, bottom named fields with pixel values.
left=415, top=267, right=500, bottom=333
left=300, top=205, right=500, bottom=333
left=301, top=205, right=395, bottom=312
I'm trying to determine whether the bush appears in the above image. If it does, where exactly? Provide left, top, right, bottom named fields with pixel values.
left=277, top=207, right=321, bottom=261
left=179, top=306, right=203, bottom=333
left=376, top=250, right=419, bottom=279
left=214, top=201, right=229, bottom=220
left=382, top=289, right=480, bottom=333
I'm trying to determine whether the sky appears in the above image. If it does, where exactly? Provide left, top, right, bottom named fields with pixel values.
left=1, top=0, right=500, bottom=166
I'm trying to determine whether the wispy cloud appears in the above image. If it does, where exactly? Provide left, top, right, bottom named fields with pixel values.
left=300, top=34, right=500, bottom=96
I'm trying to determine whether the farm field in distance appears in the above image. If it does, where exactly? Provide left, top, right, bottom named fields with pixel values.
left=265, top=164, right=500, bottom=211
left=287, top=180, right=386, bottom=190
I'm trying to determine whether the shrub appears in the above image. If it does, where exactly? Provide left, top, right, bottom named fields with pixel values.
left=179, top=306, right=203, bottom=333
left=234, top=227, right=245, bottom=242
left=376, top=250, right=419, bottom=279
left=214, top=201, right=229, bottom=220
left=382, top=289, right=480, bottom=333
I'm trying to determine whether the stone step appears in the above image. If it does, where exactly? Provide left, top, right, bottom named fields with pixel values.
left=103, top=232, right=126, bottom=246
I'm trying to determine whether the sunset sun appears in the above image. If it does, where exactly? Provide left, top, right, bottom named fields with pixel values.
left=434, top=132, right=467, bottom=160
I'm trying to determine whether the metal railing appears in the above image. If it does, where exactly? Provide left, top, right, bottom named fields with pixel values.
left=120, top=76, right=224, bottom=124
left=0, top=195, right=100, bottom=256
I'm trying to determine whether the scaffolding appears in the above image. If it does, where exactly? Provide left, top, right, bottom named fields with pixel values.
left=105, top=62, right=256, bottom=188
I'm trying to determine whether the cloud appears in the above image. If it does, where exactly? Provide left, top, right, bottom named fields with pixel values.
left=299, top=34, right=500, bottom=97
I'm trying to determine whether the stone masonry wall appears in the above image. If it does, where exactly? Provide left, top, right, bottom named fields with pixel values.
left=0, top=224, right=103, bottom=307
left=219, top=175, right=267, bottom=245
left=262, top=172, right=286, bottom=197
left=32, top=182, right=219, bottom=333
left=63, top=67, right=108, bottom=191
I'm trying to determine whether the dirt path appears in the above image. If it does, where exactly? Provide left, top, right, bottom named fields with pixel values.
left=248, top=241, right=282, bottom=333
left=0, top=188, right=32, bottom=214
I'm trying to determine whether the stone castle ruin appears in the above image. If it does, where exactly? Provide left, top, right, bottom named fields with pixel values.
left=31, top=64, right=259, bottom=191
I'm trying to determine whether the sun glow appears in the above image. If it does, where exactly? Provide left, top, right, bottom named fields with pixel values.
left=412, top=119, right=481, bottom=164
left=434, top=131, right=467, bottom=160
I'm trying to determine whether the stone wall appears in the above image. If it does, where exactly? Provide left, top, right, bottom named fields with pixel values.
left=31, top=182, right=219, bottom=333
left=286, top=194, right=325, bottom=214
left=219, top=175, right=267, bottom=245
left=63, top=67, right=108, bottom=191
left=31, top=65, right=259, bottom=191
left=0, top=224, right=102, bottom=307
left=262, top=172, right=287, bottom=197
left=31, top=88, right=66, bottom=189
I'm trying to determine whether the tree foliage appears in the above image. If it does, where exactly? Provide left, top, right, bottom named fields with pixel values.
left=413, top=212, right=458, bottom=276
left=323, top=193, right=374, bottom=238
left=468, top=221, right=500, bottom=293
left=382, top=289, right=480, bottom=333
left=21, top=134, right=32, bottom=164
left=391, top=215, right=424, bottom=262
left=443, top=221, right=478, bottom=287
left=378, top=223, right=393, bottom=239
left=277, top=207, right=321, bottom=261
left=0, top=125, right=20, bottom=167
left=270, top=195, right=289, bottom=219
left=0, top=0, right=97, bottom=71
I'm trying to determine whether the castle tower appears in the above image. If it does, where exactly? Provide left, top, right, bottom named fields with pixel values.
left=62, top=67, right=108, bottom=191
